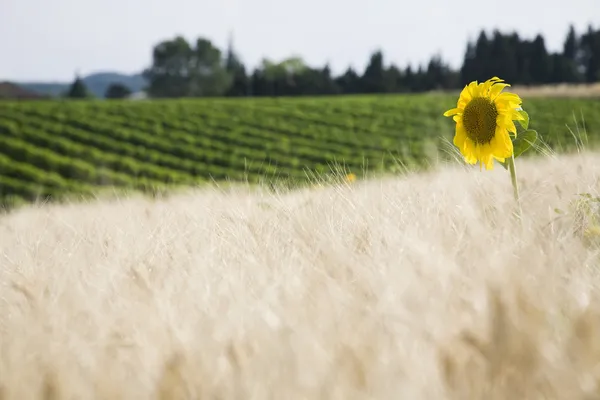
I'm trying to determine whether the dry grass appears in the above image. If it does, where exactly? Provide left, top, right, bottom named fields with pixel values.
left=438, top=82, right=600, bottom=98
left=509, top=82, right=600, bottom=98
left=2, top=151, right=600, bottom=399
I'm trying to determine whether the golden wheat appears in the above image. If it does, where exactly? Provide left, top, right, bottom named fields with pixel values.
left=2, top=151, right=600, bottom=399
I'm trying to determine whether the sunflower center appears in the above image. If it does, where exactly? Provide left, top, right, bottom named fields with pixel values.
left=462, top=97, right=498, bottom=145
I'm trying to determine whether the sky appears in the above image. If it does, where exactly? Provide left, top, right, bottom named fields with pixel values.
left=1, top=0, right=598, bottom=82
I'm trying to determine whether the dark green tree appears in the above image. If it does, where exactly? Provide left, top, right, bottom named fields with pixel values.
left=529, top=34, right=552, bottom=84
left=473, top=31, right=492, bottom=80
left=361, top=50, right=388, bottom=93
left=315, top=64, right=341, bottom=95
left=334, top=67, right=361, bottom=94
left=548, top=54, right=572, bottom=83
left=581, top=25, right=600, bottom=82
left=460, top=40, right=477, bottom=86
left=105, top=82, right=132, bottom=99
left=143, top=36, right=231, bottom=98
left=515, top=36, right=533, bottom=84
left=564, top=24, right=578, bottom=61
left=224, top=34, right=250, bottom=96
left=66, top=75, right=91, bottom=98
left=189, top=38, right=231, bottom=96
left=142, top=23, right=599, bottom=99
left=386, top=64, right=404, bottom=92
left=143, top=36, right=194, bottom=97
left=490, top=30, right=519, bottom=83
left=560, top=24, right=583, bottom=82
left=423, top=54, right=456, bottom=90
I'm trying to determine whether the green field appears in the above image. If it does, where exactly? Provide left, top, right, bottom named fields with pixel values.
left=0, top=93, right=599, bottom=207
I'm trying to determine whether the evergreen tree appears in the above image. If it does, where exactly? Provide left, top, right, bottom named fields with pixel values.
left=403, top=65, right=416, bottom=92
left=386, top=64, right=404, bottom=92
left=66, top=75, right=90, bottom=98
left=334, top=67, right=361, bottom=94
left=224, top=33, right=250, bottom=96
left=105, top=83, right=132, bottom=99
left=473, top=31, right=492, bottom=80
left=529, top=34, right=551, bottom=84
left=139, top=23, right=600, bottom=99
left=460, top=40, right=477, bottom=86
left=361, top=50, right=388, bottom=93
left=581, top=25, right=600, bottom=82
left=424, top=54, right=454, bottom=90
left=318, top=64, right=341, bottom=94
left=490, top=30, right=518, bottom=83
left=515, top=37, right=532, bottom=84
left=561, top=24, right=583, bottom=82
left=563, top=24, right=578, bottom=61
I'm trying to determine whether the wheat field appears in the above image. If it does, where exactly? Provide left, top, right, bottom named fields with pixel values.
left=2, top=150, right=600, bottom=399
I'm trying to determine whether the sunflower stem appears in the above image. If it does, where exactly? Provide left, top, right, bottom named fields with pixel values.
left=507, top=154, right=522, bottom=220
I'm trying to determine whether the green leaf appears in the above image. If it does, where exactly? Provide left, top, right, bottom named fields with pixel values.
left=517, top=110, right=529, bottom=131
left=513, top=129, right=538, bottom=158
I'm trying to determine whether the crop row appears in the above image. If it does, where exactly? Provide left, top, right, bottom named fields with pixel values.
left=1, top=94, right=599, bottom=207
left=25, top=94, right=597, bottom=154
left=0, top=122, right=178, bottom=195
left=8, top=105, right=408, bottom=177
left=19, top=102, right=406, bottom=162
left=0, top=111, right=324, bottom=181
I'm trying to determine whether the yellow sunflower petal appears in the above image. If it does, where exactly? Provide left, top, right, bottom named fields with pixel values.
left=488, top=135, right=498, bottom=150
left=457, top=85, right=473, bottom=108
left=496, top=92, right=522, bottom=106
left=492, top=126, right=514, bottom=158
left=496, top=114, right=517, bottom=135
left=466, top=80, right=480, bottom=99
left=479, top=141, right=491, bottom=158
left=473, top=143, right=483, bottom=163
left=505, top=118, right=517, bottom=134
left=484, top=156, right=495, bottom=170
left=462, top=140, right=478, bottom=164
left=495, top=102, right=520, bottom=114
left=443, top=76, right=522, bottom=172
left=480, top=143, right=497, bottom=170
left=453, top=121, right=467, bottom=148
left=443, top=107, right=462, bottom=117
left=484, top=77, right=505, bottom=95
left=489, top=82, right=511, bottom=99
left=481, top=77, right=499, bottom=94
left=512, top=110, right=525, bottom=120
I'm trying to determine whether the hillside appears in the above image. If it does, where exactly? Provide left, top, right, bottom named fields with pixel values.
left=2, top=151, right=600, bottom=398
left=0, top=93, right=599, bottom=208
left=0, top=82, right=50, bottom=100
left=16, top=72, right=147, bottom=98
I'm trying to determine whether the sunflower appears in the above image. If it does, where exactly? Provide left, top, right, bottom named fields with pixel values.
left=443, top=77, right=525, bottom=170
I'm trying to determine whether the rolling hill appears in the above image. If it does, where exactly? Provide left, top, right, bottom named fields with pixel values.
left=15, top=72, right=147, bottom=98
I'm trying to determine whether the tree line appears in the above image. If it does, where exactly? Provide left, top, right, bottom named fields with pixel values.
left=71, top=23, right=600, bottom=99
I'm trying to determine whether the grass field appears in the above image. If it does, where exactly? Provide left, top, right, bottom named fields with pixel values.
left=2, top=149, right=600, bottom=398
left=1, top=92, right=599, bottom=209
left=2, top=88, right=600, bottom=397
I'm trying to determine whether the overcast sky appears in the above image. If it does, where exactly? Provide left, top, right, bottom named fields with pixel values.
left=1, top=0, right=598, bottom=82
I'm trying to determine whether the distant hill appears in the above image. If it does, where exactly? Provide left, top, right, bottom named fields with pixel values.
left=15, top=72, right=148, bottom=98
left=0, top=82, right=51, bottom=100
